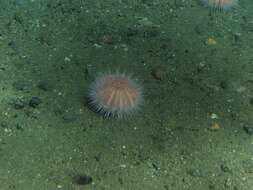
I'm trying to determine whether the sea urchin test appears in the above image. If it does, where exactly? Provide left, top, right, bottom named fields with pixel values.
left=87, top=72, right=143, bottom=118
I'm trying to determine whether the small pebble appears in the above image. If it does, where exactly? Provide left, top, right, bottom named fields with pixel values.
left=187, top=168, right=202, bottom=177
left=16, top=124, right=24, bottom=130
left=72, top=175, right=92, bottom=185
left=209, top=184, right=215, bottom=189
left=37, top=81, right=50, bottom=91
left=210, top=113, right=218, bottom=119
left=11, top=98, right=26, bottom=109
left=219, top=81, right=228, bottom=89
left=101, top=35, right=114, bottom=44
left=151, top=67, right=165, bottom=81
left=243, top=124, right=253, bottom=135
left=249, top=98, right=253, bottom=105
left=12, top=81, right=31, bottom=92
left=220, top=164, right=232, bottom=173
left=62, top=114, right=78, bottom=123
left=206, top=37, right=217, bottom=45
left=29, top=97, right=42, bottom=108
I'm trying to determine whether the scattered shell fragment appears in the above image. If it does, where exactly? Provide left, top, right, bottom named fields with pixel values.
left=210, top=113, right=218, bottom=119
left=209, top=122, right=221, bottom=130
left=206, top=37, right=217, bottom=45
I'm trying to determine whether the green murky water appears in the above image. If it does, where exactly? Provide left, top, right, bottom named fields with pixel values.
left=0, top=0, right=252, bottom=189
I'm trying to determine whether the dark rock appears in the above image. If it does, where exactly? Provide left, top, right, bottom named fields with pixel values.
left=118, top=177, right=123, bottom=185
left=187, top=168, right=202, bottom=177
left=72, top=175, right=92, bottom=185
left=243, top=124, right=253, bottom=135
left=29, top=97, right=42, bottom=108
left=220, top=164, right=232, bottom=173
left=152, top=163, right=159, bottom=170
left=224, top=177, right=232, bottom=188
left=249, top=98, right=253, bottom=105
left=143, top=28, right=159, bottom=38
left=12, top=81, right=31, bottom=92
left=208, top=183, right=215, bottom=189
left=151, top=67, right=166, bottom=81
left=94, top=154, right=101, bottom=162
left=219, top=81, right=228, bottom=89
left=37, top=81, right=50, bottom=91
left=62, top=113, right=78, bottom=123
left=11, top=98, right=26, bottom=109
left=16, top=124, right=23, bottom=130
left=8, top=41, right=17, bottom=51
left=125, top=27, right=138, bottom=37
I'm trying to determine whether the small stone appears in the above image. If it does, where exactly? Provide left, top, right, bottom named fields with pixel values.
left=219, top=81, right=228, bottom=89
left=187, top=168, right=202, bottom=177
left=29, top=97, right=42, bottom=108
left=243, top=124, right=253, bottom=135
left=101, top=35, right=114, bottom=44
left=220, top=164, right=232, bottom=173
left=72, top=175, right=92, bottom=185
left=16, top=124, right=23, bottom=130
left=208, top=183, right=215, bottom=189
left=206, top=37, right=217, bottom=45
left=12, top=81, right=31, bottom=92
left=62, top=113, right=78, bottom=123
left=11, top=98, right=26, bottom=109
left=151, top=67, right=166, bottom=81
left=64, top=57, right=71, bottom=62
left=37, top=81, right=50, bottom=91
left=210, top=113, right=218, bottom=119
left=126, top=27, right=138, bottom=37
left=4, top=128, right=12, bottom=133
left=249, top=98, right=253, bottom=105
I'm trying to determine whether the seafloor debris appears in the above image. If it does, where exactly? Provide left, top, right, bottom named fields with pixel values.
left=151, top=67, right=166, bottom=81
left=243, top=124, right=253, bottom=135
left=72, top=175, right=93, bottom=186
left=209, top=122, right=221, bottom=131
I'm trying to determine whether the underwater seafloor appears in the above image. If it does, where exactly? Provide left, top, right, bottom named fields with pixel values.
left=0, top=0, right=253, bottom=189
